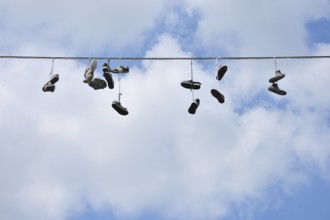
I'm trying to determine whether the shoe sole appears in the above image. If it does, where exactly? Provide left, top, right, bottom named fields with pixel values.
left=83, top=70, right=93, bottom=83
left=103, top=72, right=114, bottom=89
left=211, top=89, right=225, bottom=103
left=50, top=74, right=59, bottom=84
left=269, top=74, right=285, bottom=83
left=42, top=83, right=55, bottom=92
left=188, top=102, right=198, bottom=114
left=181, top=81, right=201, bottom=90
left=112, top=101, right=129, bottom=115
left=268, top=87, right=287, bottom=95
left=89, top=78, right=107, bottom=90
left=90, top=60, right=97, bottom=72
left=216, top=65, right=228, bottom=81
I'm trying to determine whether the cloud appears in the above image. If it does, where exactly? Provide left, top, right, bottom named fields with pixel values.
left=185, top=0, right=330, bottom=55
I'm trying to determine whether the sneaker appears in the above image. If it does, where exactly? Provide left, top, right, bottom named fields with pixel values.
left=211, top=89, right=225, bottom=103
left=42, top=82, right=55, bottom=92
left=83, top=60, right=97, bottom=83
left=102, top=63, right=114, bottom=89
left=188, top=98, right=200, bottom=114
left=181, top=80, right=201, bottom=90
left=216, top=65, right=228, bottom=81
left=88, top=78, right=107, bottom=90
left=269, top=70, right=285, bottom=83
left=110, top=66, right=129, bottom=74
left=112, top=100, right=129, bottom=115
left=268, top=83, right=287, bottom=96
left=50, top=74, right=59, bottom=84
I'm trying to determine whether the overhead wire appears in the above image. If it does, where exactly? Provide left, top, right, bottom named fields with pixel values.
left=0, top=55, right=330, bottom=61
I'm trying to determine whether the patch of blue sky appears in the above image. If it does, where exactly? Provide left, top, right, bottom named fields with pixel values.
left=306, top=18, right=330, bottom=46
left=67, top=204, right=165, bottom=220
left=223, top=176, right=330, bottom=220
left=67, top=204, right=117, bottom=220
left=143, top=4, right=201, bottom=55
left=234, top=91, right=290, bottom=116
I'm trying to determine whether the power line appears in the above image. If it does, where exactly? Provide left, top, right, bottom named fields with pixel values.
left=1, top=55, right=330, bottom=61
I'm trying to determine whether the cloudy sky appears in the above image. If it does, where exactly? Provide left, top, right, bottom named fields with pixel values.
left=1, top=0, right=330, bottom=219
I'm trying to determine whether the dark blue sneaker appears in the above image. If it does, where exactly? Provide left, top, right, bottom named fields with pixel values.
left=188, top=98, right=200, bottom=114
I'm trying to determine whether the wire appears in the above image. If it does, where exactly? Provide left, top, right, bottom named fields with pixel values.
left=1, top=55, right=330, bottom=61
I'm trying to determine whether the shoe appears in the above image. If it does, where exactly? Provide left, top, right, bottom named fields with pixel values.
left=50, top=74, right=59, bottom=84
left=102, top=63, right=114, bottom=89
left=188, top=98, right=200, bottom=114
left=211, top=89, right=225, bottom=103
left=269, top=70, right=285, bottom=83
left=42, top=82, right=55, bottom=92
left=268, top=83, right=287, bottom=95
left=216, top=65, right=228, bottom=81
left=110, top=66, right=129, bottom=74
left=88, top=78, right=107, bottom=90
left=181, top=80, right=201, bottom=90
left=112, top=101, right=129, bottom=115
left=42, top=74, right=59, bottom=92
left=83, top=60, right=97, bottom=83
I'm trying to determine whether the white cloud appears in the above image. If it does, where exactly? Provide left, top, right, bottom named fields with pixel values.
left=185, top=0, right=330, bottom=55
left=0, top=0, right=171, bottom=54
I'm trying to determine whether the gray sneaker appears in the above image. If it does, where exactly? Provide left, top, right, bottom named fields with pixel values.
left=268, top=83, right=287, bottom=95
left=88, top=78, right=107, bottom=90
left=83, top=60, right=97, bottom=83
left=269, top=70, right=285, bottom=83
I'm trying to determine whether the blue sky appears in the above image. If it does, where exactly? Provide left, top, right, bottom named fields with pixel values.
left=0, top=0, right=330, bottom=220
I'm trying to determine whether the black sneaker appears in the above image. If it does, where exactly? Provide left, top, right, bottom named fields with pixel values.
left=216, top=65, right=228, bottom=81
left=88, top=78, right=107, bottom=90
left=50, top=74, right=59, bottom=84
left=112, top=101, right=129, bottom=115
left=188, top=98, right=200, bottom=114
left=42, top=82, right=55, bottom=92
left=102, top=63, right=114, bottom=89
left=269, top=70, right=285, bottom=83
left=211, top=89, right=225, bottom=103
left=181, top=80, right=201, bottom=90
left=110, top=66, right=129, bottom=73
left=268, top=83, right=287, bottom=96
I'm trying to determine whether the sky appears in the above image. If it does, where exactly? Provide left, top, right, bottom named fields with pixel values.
left=0, top=0, right=330, bottom=220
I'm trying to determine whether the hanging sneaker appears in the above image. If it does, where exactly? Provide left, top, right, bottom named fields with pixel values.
left=42, top=82, right=56, bottom=92
left=49, top=74, right=59, bottom=84
left=110, top=66, right=129, bottom=74
left=268, top=83, right=287, bottom=95
left=42, top=74, right=59, bottom=92
left=88, top=78, right=107, bottom=90
left=211, top=89, right=225, bottom=103
left=83, top=60, right=97, bottom=83
left=269, top=70, right=285, bottom=83
left=102, top=63, right=114, bottom=89
left=112, top=100, right=129, bottom=115
left=181, top=80, right=201, bottom=90
left=216, top=65, right=228, bottom=81
left=188, top=98, right=200, bottom=114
